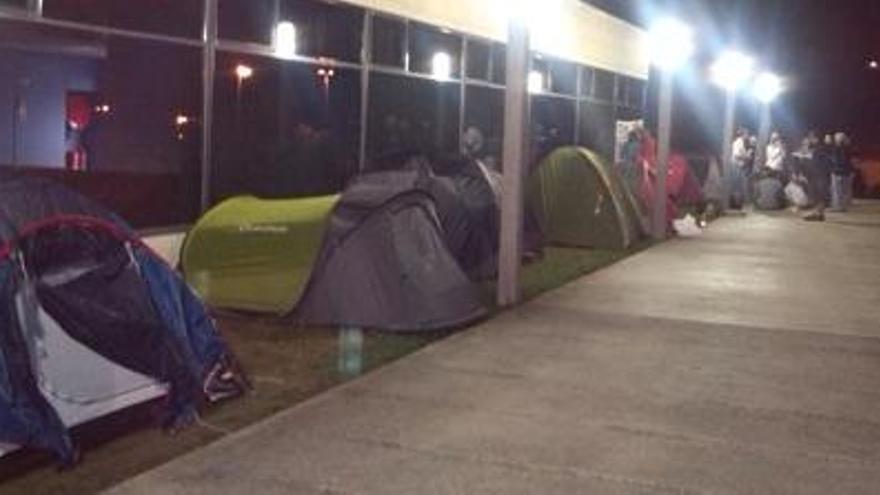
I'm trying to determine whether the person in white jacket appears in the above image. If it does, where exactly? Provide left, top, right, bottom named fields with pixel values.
left=765, top=132, right=786, bottom=172
left=729, top=128, right=753, bottom=207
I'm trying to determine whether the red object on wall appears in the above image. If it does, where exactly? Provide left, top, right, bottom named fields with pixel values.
left=66, top=93, right=93, bottom=130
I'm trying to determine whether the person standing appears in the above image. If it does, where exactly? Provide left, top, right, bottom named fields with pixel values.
left=829, top=132, right=855, bottom=211
left=765, top=132, right=787, bottom=173
left=730, top=128, right=752, bottom=208
left=803, top=134, right=834, bottom=221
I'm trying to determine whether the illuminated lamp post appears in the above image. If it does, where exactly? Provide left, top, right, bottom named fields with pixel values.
left=752, top=72, right=784, bottom=170
left=711, top=50, right=755, bottom=211
left=647, top=17, right=695, bottom=240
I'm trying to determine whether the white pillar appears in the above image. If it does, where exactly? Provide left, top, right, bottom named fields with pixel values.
left=497, top=22, right=530, bottom=307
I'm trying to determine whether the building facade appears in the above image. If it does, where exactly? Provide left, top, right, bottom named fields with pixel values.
left=0, top=0, right=647, bottom=228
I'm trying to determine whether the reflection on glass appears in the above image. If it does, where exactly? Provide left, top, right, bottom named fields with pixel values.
left=464, top=85, right=504, bottom=169
left=367, top=72, right=460, bottom=165
left=409, top=23, right=461, bottom=78
left=466, top=40, right=490, bottom=81
left=490, top=42, right=507, bottom=85
left=532, top=97, right=575, bottom=162
left=594, top=69, right=616, bottom=102
left=212, top=53, right=361, bottom=202
left=274, top=21, right=297, bottom=59
left=43, top=0, right=203, bottom=39
left=372, top=15, right=406, bottom=68
left=280, top=0, right=363, bottom=62
left=581, top=66, right=595, bottom=97
left=0, top=20, right=202, bottom=227
left=579, top=100, right=616, bottom=160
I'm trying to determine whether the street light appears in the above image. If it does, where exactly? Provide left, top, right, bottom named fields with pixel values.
left=647, top=17, right=694, bottom=240
left=711, top=50, right=755, bottom=211
left=752, top=71, right=784, bottom=168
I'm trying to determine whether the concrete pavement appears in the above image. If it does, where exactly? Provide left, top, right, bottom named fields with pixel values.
left=108, top=203, right=880, bottom=494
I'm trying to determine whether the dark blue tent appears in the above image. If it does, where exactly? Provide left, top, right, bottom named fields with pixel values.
left=0, top=178, right=245, bottom=465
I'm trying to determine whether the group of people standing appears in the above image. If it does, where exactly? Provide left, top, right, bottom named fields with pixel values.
left=729, top=127, right=855, bottom=220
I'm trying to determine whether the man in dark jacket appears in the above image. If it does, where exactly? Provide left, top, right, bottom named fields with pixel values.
left=829, top=132, right=855, bottom=211
left=803, top=134, right=833, bottom=221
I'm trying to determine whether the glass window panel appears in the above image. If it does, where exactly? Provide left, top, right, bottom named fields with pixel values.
left=629, top=78, right=645, bottom=109
left=531, top=97, right=575, bottom=162
left=580, top=66, right=595, bottom=96
left=548, top=58, right=577, bottom=95
left=371, top=15, right=405, bottom=68
left=490, top=42, right=506, bottom=85
left=464, top=85, right=504, bottom=168
left=578, top=101, right=616, bottom=161
left=409, top=23, right=461, bottom=78
left=279, top=0, right=363, bottom=62
left=0, top=20, right=203, bottom=227
left=367, top=72, right=460, bottom=165
left=212, top=53, right=361, bottom=201
left=593, top=69, right=615, bottom=102
left=466, top=39, right=490, bottom=81
left=218, top=0, right=276, bottom=45
left=43, top=0, right=203, bottom=39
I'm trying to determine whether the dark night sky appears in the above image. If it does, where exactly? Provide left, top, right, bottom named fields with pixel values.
left=585, top=0, right=880, bottom=151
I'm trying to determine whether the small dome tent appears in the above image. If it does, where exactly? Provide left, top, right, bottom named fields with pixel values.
left=527, top=147, right=646, bottom=250
left=0, top=178, right=246, bottom=465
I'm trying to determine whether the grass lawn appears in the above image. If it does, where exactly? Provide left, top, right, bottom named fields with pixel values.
left=0, top=244, right=644, bottom=495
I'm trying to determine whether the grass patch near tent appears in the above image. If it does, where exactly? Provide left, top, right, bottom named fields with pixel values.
left=0, top=245, right=641, bottom=494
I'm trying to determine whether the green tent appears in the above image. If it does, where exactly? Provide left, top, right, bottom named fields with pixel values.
left=180, top=195, right=338, bottom=314
left=527, top=147, right=645, bottom=250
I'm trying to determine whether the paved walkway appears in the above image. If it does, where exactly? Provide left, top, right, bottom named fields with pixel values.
left=109, top=203, right=880, bottom=494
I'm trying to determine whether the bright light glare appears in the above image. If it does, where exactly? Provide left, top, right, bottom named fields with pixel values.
left=235, top=64, right=254, bottom=80
left=175, top=114, right=190, bottom=126
left=869, top=60, right=879, bottom=70
left=527, top=71, right=544, bottom=93
left=752, top=72, right=784, bottom=104
left=274, top=21, right=297, bottom=59
left=431, top=52, right=452, bottom=81
left=710, top=50, right=755, bottom=91
left=647, top=17, right=695, bottom=71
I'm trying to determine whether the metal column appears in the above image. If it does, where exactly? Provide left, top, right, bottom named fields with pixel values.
left=200, top=0, right=218, bottom=213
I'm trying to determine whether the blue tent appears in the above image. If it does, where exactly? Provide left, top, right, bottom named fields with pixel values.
left=0, top=178, right=246, bottom=465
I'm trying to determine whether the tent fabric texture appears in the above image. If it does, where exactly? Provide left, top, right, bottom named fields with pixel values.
left=181, top=195, right=340, bottom=314
left=0, top=178, right=245, bottom=465
left=182, top=158, right=495, bottom=331
left=295, top=169, right=488, bottom=331
left=527, top=147, right=645, bottom=250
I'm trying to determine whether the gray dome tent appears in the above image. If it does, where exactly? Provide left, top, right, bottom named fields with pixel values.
left=295, top=169, right=487, bottom=331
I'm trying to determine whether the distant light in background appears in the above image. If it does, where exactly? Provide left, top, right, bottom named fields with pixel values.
left=235, top=64, right=254, bottom=81
left=94, top=104, right=111, bottom=114
left=274, top=21, right=297, bottom=59
left=647, top=17, right=695, bottom=72
left=752, top=72, right=784, bottom=104
left=710, top=50, right=755, bottom=91
left=869, top=59, right=879, bottom=70
left=431, top=52, right=452, bottom=81
left=527, top=71, right=544, bottom=93
left=175, top=114, right=190, bottom=126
